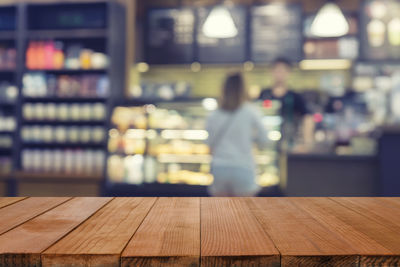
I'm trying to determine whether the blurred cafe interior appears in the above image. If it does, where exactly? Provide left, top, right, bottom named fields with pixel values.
left=0, top=0, right=400, bottom=197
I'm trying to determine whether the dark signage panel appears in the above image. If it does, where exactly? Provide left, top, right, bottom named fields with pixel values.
left=251, top=4, right=302, bottom=63
left=197, top=6, right=247, bottom=64
left=28, top=3, right=107, bottom=30
left=0, top=7, right=16, bottom=31
left=146, top=8, right=195, bottom=64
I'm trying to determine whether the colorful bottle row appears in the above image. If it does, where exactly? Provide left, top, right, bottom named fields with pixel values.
left=23, top=73, right=109, bottom=98
left=26, top=41, right=108, bottom=70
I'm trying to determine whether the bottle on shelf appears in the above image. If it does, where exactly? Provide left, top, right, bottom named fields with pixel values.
left=0, top=45, right=16, bottom=70
left=53, top=41, right=64, bottom=69
left=25, top=40, right=109, bottom=70
left=44, top=41, right=55, bottom=70
left=0, top=82, right=18, bottom=103
left=23, top=72, right=110, bottom=98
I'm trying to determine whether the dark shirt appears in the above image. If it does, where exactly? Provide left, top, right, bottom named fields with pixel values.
left=259, top=88, right=309, bottom=148
left=259, top=89, right=309, bottom=119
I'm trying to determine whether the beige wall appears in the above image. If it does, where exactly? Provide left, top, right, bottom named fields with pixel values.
left=133, top=66, right=350, bottom=98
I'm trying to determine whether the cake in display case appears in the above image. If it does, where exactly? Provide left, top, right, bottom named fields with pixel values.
left=107, top=99, right=282, bottom=190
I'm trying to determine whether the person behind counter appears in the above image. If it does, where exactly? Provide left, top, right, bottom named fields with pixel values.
left=259, top=58, right=314, bottom=150
left=206, top=73, right=268, bottom=197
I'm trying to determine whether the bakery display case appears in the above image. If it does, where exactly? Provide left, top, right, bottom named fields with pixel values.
left=107, top=99, right=282, bottom=193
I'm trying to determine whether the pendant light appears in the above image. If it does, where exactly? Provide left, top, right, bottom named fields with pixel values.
left=310, top=1, right=349, bottom=37
left=202, top=1, right=238, bottom=39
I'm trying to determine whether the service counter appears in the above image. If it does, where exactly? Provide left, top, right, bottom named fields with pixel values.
left=285, top=153, right=379, bottom=197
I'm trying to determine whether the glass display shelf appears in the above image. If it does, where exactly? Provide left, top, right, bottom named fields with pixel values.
left=107, top=100, right=282, bottom=188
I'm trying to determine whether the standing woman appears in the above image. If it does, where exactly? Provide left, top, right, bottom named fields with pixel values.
left=206, top=73, right=268, bottom=197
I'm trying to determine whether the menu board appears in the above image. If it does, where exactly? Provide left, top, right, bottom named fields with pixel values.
left=251, top=4, right=302, bottom=63
left=197, top=6, right=246, bottom=64
left=0, top=7, right=16, bottom=31
left=146, top=8, right=195, bottom=64
left=28, top=3, right=107, bottom=30
left=361, top=0, right=400, bottom=60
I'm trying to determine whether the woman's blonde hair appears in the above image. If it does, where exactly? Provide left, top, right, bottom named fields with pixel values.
left=220, top=73, right=247, bottom=111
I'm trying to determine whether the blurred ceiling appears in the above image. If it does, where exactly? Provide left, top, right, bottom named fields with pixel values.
left=137, top=0, right=361, bottom=18
left=0, top=0, right=361, bottom=16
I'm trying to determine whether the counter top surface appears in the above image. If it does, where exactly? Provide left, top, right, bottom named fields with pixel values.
left=0, top=197, right=399, bottom=267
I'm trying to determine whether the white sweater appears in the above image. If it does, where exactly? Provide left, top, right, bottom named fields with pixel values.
left=206, top=103, right=268, bottom=170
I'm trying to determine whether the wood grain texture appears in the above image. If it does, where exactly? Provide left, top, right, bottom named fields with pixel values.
left=0, top=197, right=27, bottom=209
left=293, top=198, right=400, bottom=264
left=123, top=256, right=198, bottom=267
left=0, top=197, right=399, bottom=267
left=282, top=256, right=358, bottom=267
left=201, top=198, right=279, bottom=267
left=0, top=254, right=41, bottom=267
left=380, top=197, right=400, bottom=208
left=201, top=256, right=280, bottom=267
left=43, top=197, right=156, bottom=267
left=360, top=256, right=400, bottom=267
left=121, top=198, right=200, bottom=267
left=0, top=197, right=112, bottom=267
left=41, top=254, right=119, bottom=267
left=288, top=198, right=393, bottom=255
left=246, top=198, right=358, bottom=267
left=0, top=197, right=70, bottom=236
left=331, top=198, right=400, bottom=230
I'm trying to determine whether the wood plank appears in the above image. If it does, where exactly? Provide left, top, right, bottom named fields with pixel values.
left=0, top=197, right=70, bottom=236
left=331, top=197, right=400, bottom=229
left=288, top=198, right=393, bottom=256
left=121, top=197, right=200, bottom=267
left=42, top=197, right=156, bottom=267
left=380, top=197, right=400, bottom=208
left=291, top=198, right=400, bottom=267
left=246, top=198, right=359, bottom=267
left=0, top=197, right=112, bottom=267
left=0, top=197, right=27, bottom=209
left=359, top=256, right=400, bottom=267
left=201, top=198, right=279, bottom=267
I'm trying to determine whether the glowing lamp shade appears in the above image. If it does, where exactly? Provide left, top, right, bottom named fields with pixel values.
left=202, top=6, right=238, bottom=39
left=311, top=2, right=349, bottom=37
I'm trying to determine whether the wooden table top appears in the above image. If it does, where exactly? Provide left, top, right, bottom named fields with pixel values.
left=0, top=197, right=399, bottom=267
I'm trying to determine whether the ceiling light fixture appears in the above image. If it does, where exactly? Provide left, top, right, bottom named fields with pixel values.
left=311, top=2, right=349, bottom=37
left=202, top=3, right=238, bottom=39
